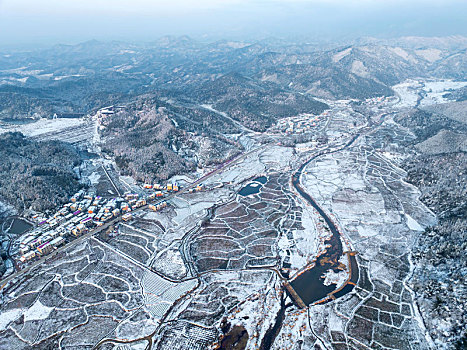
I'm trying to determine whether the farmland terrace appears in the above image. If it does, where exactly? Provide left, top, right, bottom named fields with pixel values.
left=0, top=78, right=464, bottom=349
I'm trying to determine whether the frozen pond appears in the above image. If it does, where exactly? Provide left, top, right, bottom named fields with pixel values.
left=3, top=217, right=33, bottom=235
left=238, top=176, right=268, bottom=196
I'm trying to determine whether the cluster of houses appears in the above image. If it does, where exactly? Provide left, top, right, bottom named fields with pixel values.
left=142, top=181, right=204, bottom=195
left=365, top=95, right=393, bottom=106
left=187, top=184, right=204, bottom=194
left=148, top=202, right=168, bottom=212
left=17, top=187, right=171, bottom=264
left=142, top=182, right=179, bottom=192
left=275, top=112, right=328, bottom=134
left=16, top=179, right=204, bottom=266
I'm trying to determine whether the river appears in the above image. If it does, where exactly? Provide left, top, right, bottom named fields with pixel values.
left=288, top=137, right=360, bottom=306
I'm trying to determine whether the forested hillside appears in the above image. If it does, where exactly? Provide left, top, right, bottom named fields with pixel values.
left=100, top=97, right=240, bottom=182
left=401, top=105, right=467, bottom=348
left=0, top=132, right=83, bottom=213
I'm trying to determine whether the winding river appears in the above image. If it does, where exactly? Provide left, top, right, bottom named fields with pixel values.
left=288, top=135, right=360, bottom=306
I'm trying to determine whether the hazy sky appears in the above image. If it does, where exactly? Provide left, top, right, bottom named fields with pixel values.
left=1, top=0, right=466, bottom=48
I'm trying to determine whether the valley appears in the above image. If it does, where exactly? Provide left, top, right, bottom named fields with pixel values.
left=0, top=37, right=466, bottom=350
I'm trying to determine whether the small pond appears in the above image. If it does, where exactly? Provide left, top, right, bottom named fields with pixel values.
left=238, top=176, right=268, bottom=196
left=5, top=217, right=33, bottom=235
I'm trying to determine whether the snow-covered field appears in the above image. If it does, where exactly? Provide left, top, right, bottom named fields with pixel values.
left=0, top=117, right=85, bottom=137
left=1, top=80, right=454, bottom=349
left=393, top=80, right=423, bottom=108
left=393, top=79, right=467, bottom=108
left=419, top=80, right=467, bottom=107
left=141, top=271, right=198, bottom=320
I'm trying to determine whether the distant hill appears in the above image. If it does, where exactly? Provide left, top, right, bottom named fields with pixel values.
left=190, top=72, right=328, bottom=131
left=394, top=108, right=466, bottom=144
left=2, top=36, right=467, bottom=120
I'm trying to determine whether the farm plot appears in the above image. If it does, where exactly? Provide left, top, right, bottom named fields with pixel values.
left=150, top=242, right=188, bottom=281
left=0, top=238, right=152, bottom=348
left=141, top=271, right=198, bottom=321
left=189, top=174, right=302, bottom=273
left=106, top=223, right=160, bottom=265
left=154, top=320, right=218, bottom=350
left=176, top=270, right=274, bottom=327
left=130, top=217, right=166, bottom=235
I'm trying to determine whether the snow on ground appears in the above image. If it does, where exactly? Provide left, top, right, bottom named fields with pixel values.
left=200, top=103, right=253, bottom=132
left=332, top=48, right=352, bottom=63
left=302, top=157, right=341, bottom=209
left=218, top=271, right=281, bottom=350
left=393, top=80, right=423, bottom=108
left=23, top=300, right=54, bottom=322
left=259, top=145, right=295, bottom=171
left=150, top=244, right=187, bottom=280
left=370, top=260, right=398, bottom=286
left=204, top=151, right=266, bottom=187
left=141, top=271, right=198, bottom=320
left=1, top=67, right=41, bottom=74
left=166, top=174, right=195, bottom=187
left=0, top=117, right=85, bottom=137
left=238, top=134, right=258, bottom=151
left=392, top=79, right=467, bottom=109
left=415, top=49, right=442, bottom=63
left=293, top=119, right=437, bottom=348
left=273, top=308, right=310, bottom=350
left=423, top=80, right=467, bottom=94
left=202, top=145, right=293, bottom=188
left=405, top=214, right=424, bottom=231
left=419, top=80, right=467, bottom=107
left=88, top=171, right=101, bottom=185
left=0, top=309, right=22, bottom=331
left=170, top=198, right=193, bottom=226
left=351, top=60, right=370, bottom=78
left=119, top=175, right=140, bottom=193
left=0, top=200, right=16, bottom=220
left=288, top=205, right=319, bottom=271
left=200, top=104, right=229, bottom=119
left=389, top=47, right=413, bottom=61
left=322, top=269, right=348, bottom=287
left=115, top=318, right=159, bottom=344
left=52, top=74, right=84, bottom=81
left=169, top=193, right=218, bottom=227
left=141, top=211, right=173, bottom=234
left=0, top=85, right=449, bottom=348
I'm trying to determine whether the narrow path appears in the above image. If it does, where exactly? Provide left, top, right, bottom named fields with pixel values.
left=101, top=164, right=121, bottom=197
left=200, top=104, right=256, bottom=134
